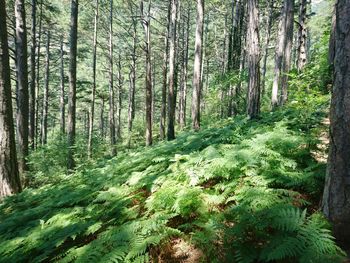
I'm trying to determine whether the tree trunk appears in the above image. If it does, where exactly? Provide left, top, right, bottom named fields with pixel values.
left=88, top=0, right=99, bottom=159
left=141, top=0, right=153, bottom=146
left=100, top=97, right=105, bottom=138
left=261, top=0, right=274, bottom=97
left=15, top=0, right=29, bottom=175
left=35, top=1, right=43, bottom=148
left=127, top=8, right=137, bottom=147
left=271, top=0, right=294, bottom=107
left=60, top=36, right=65, bottom=134
left=296, top=0, right=307, bottom=72
left=179, top=7, right=190, bottom=129
left=167, top=0, right=178, bottom=140
left=160, top=1, right=171, bottom=140
left=0, top=0, right=22, bottom=198
left=322, top=0, right=350, bottom=245
left=280, top=0, right=294, bottom=105
left=41, top=31, right=50, bottom=145
left=29, top=0, right=36, bottom=150
left=246, top=0, right=260, bottom=118
left=67, top=0, right=78, bottom=171
left=191, top=0, right=204, bottom=131
left=109, top=0, right=116, bottom=155
left=116, top=53, right=122, bottom=140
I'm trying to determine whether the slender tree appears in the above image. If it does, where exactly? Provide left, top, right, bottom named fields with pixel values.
left=140, top=0, right=153, bottom=146
left=88, top=0, right=99, bottom=158
left=29, top=0, right=36, bottom=150
left=67, top=0, right=79, bottom=171
left=322, top=0, right=350, bottom=244
left=15, top=0, right=29, bottom=175
left=60, top=36, right=65, bottom=134
left=246, top=0, right=261, bottom=118
left=160, top=1, right=171, bottom=140
left=0, top=0, right=22, bottom=198
left=296, top=0, right=307, bottom=72
left=109, top=0, right=116, bottom=155
left=41, top=31, right=50, bottom=145
left=191, top=0, right=204, bottom=131
left=167, top=0, right=178, bottom=140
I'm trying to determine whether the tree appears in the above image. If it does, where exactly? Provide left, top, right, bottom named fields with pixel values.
left=41, top=31, right=50, bottom=145
left=140, top=0, right=153, bottom=146
left=191, top=0, right=204, bottom=131
left=67, top=0, right=79, bottom=171
left=109, top=0, right=116, bottom=156
left=296, top=0, right=307, bottom=72
left=167, top=0, right=178, bottom=140
left=29, top=0, right=36, bottom=150
left=0, top=0, right=22, bottom=198
left=87, top=0, right=99, bottom=158
left=322, top=0, right=350, bottom=245
left=246, top=0, right=261, bottom=118
left=15, top=0, right=29, bottom=175
left=59, top=36, right=65, bottom=134
left=271, top=0, right=294, bottom=107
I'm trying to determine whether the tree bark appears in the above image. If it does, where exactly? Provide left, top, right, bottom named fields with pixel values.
left=88, top=0, right=99, bottom=159
left=60, top=36, right=65, bottom=134
left=127, top=6, right=137, bottom=147
left=160, top=1, right=171, bottom=140
left=35, top=1, right=43, bottom=148
left=67, top=0, right=79, bottom=171
left=116, top=53, right=122, bottom=140
left=109, top=0, right=116, bottom=156
left=191, top=0, right=204, bottom=131
left=296, top=0, right=307, bottom=72
left=246, top=0, right=260, bottom=118
left=280, top=0, right=294, bottom=105
left=15, top=0, right=29, bottom=175
left=141, top=0, right=153, bottom=146
left=29, top=0, right=36, bottom=150
left=322, top=0, right=350, bottom=245
left=167, top=0, right=178, bottom=140
left=41, top=31, right=50, bottom=145
left=0, top=0, right=22, bottom=198
left=261, top=0, right=274, bottom=97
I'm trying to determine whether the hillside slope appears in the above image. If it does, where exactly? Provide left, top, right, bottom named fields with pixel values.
left=0, top=94, right=345, bottom=263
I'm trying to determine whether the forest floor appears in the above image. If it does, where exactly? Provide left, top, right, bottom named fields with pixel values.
left=0, top=94, right=346, bottom=262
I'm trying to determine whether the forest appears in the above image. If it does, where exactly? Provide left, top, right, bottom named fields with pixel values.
left=0, top=0, right=350, bottom=262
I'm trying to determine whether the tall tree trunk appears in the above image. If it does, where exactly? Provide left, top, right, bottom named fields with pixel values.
left=41, top=31, right=50, bottom=145
left=100, top=97, right=105, bottom=138
left=280, top=0, right=294, bottom=105
left=179, top=7, right=190, bottom=129
left=167, top=0, right=178, bottom=140
left=88, top=0, right=99, bottom=159
left=109, top=0, right=116, bottom=155
left=271, top=0, right=294, bottom=107
left=261, top=0, right=274, bottom=97
left=60, top=36, right=65, bottom=134
left=246, top=0, right=260, bottom=118
left=29, top=0, right=36, bottom=150
left=116, top=53, right=122, bottom=140
left=67, top=0, right=79, bottom=171
left=15, top=0, right=29, bottom=175
left=191, top=0, right=204, bottom=131
left=141, top=0, right=153, bottom=146
left=322, top=0, right=350, bottom=245
left=35, top=1, right=43, bottom=148
left=160, top=1, right=171, bottom=140
left=0, top=0, right=22, bottom=198
left=127, top=9, right=137, bottom=147
left=296, top=0, right=307, bottom=72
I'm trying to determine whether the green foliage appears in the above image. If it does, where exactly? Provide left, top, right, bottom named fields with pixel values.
left=0, top=91, right=344, bottom=262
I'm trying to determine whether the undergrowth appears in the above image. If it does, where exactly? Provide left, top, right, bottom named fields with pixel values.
left=0, top=92, right=345, bottom=263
